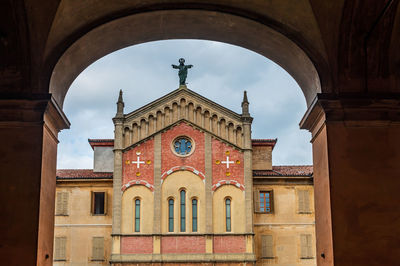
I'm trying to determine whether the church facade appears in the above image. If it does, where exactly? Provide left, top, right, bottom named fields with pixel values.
left=54, top=85, right=315, bottom=265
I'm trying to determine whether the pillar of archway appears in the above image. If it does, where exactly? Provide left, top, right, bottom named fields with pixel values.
left=301, top=94, right=400, bottom=266
left=0, top=95, right=69, bottom=266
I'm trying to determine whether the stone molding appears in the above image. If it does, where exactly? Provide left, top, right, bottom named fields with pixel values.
left=110, top=253, right=257, bottom=263
left=300, top=93, right=400, bottom=132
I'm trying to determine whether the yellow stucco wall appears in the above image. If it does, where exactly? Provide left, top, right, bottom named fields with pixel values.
left=121, top=185, right=154, bottom=233
left=212, top=184, right=245, bottom=233
left=253, top=184, right=316, bottom=265
left=161, top=170, right=205, bottom=233
left=54, top=180, right=112, bottom=266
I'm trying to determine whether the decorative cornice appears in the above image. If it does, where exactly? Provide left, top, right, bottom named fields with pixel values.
left=124, top=87, right=242, bottom=122
left=300, top=93, right=400, bottom=131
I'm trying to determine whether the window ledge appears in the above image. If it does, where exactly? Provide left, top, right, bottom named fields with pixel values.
left=53, top=259, right=66, bottom=261
left=261, top=257, right=275, bottom=259
left=91, top=259, right=105, bottom=261
left=300, top=257, right=314, bottom=259
left=55, top=214, right=69, bottom=216
left=298, top=212, right=313, bottom=214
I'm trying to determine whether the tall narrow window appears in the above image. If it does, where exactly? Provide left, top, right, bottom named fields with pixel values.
left=260, top=191, right=272, bottom=213
left=180, top=190, right=186, bottom=232
left=192, top=199, right=198, bottom=232
left=91, top=192, right=107, bottom=215
left=135, top=199, right=140, bottom=232
left=168, top=199, right=174, bottom=232
left=226, top=198, right=231, bottom=232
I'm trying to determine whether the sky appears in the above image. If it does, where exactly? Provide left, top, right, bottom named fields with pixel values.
left=57, top=40, right=312, bottom=169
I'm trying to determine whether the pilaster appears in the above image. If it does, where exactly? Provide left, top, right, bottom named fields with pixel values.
left=0, top=95, right=69, bottom=266
left=112, top=116, right=124, bottom=236
left=300, top=93, right=400, bottom=266
left=153, top=133, right=162, bottom=234
left=204, top=132, right=213, bottom=233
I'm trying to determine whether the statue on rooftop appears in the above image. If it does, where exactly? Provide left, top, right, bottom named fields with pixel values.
left=172, top=58, right=193, bottom=85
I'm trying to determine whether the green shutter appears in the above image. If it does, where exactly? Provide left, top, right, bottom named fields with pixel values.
left=92, top=237, right=104, bottom=260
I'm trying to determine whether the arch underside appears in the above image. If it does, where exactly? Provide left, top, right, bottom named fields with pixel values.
left=50, top=10, right=322, bottom=109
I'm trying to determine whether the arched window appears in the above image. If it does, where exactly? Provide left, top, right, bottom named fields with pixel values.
left=135, top=199, right=140, bottom=232
left=226, top=198, right=231, bottom=232
left=192, top=199, right=198, bottom=232
left=180, top=190, right=186, bottom=232
left=168, top=199, right=174, bottom=232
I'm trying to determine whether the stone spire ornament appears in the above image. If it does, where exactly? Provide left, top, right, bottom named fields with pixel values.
left=116, top=89, right=124, bottom=117
left=241, top=90, right=250, bottom=116
left=172, top=58, right=193, bottom=86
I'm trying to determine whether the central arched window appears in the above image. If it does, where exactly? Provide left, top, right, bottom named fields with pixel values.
left=192, top=199, right=198, bottom=232
left=180, top=190, right=186, bottom=232
left=135, top=199, right=140, bottom=232
left=168, top=199, right=174, bottom=232
left=226, top=198, right=231, bottom=232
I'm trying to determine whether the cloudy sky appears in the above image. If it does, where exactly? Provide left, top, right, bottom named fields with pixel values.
left=57, top=40, right=312, bottom=169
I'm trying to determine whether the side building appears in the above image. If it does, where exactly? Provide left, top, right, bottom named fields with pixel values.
left=54, top=85, right=315, bottom=265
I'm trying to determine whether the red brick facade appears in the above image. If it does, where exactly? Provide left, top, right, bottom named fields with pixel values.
left=161, top=236, right=206, bottom=254
left=212, top=139, right=244, bottom=188
left=122, top=138, right=154, bottom=186
left=161, top=123, right=205, bottom=178
left=213, top=235, right=246, bottom=253
left=121, top=236, right=153, bottom=254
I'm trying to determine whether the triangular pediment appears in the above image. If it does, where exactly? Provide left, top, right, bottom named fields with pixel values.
left=123, top=119, right=244, bottom=152
left=120, top=86, right=247, bottom=149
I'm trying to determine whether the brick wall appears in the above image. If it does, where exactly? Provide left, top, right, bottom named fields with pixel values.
left=161, top=123, right=205, bottom=176
left=123, top=138, right=154, bottom=186
left=213, top=235, right=246, bottom=253
left=121, top=236, right=153, bottom=254
left=161, top=236, right=205, bottom=253
left=212, top=139, right=244, bottom=186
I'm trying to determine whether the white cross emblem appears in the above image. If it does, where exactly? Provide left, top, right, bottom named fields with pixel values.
left=221, top=156, right=234, bottom=168
left=132, top=152, right=145, bottom=168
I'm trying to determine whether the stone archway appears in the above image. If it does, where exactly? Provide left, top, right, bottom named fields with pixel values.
left=49, top=10, right=326, bottom=108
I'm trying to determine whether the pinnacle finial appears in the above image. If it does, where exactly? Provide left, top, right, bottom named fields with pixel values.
left=241, top=90, right=250, bottom=116
left=118, top=89, right=123, bottom=103
left=116, top=89, right=124, bottom=115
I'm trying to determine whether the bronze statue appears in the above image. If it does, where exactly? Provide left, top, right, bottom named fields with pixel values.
left=172, top=58, right=193, bottom=85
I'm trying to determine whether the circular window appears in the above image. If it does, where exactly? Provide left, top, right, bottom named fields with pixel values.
left=172, top=136, right=194, bottom=156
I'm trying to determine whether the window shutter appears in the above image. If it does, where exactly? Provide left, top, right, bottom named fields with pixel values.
left=56, top=192, right=62, bottom=215
left=104, top=192, right=108, bottom=215
left=261, top=235, right=273, bottom=258
left=92, top=237, right=104, bottom=260
left=62, top=192, right=68, bottom=215
left=298, top=190, right=305, bottom=213
left=299, top=190, right=310, bottom=213
left=56, top=192, right=68, bottom=215
left=91, top=191, right=94, bottom=214
left=300, top=234, right=312, bottom=258
left=253, top=189, right=260, bottom=212
left=269, top=190, right=274, bottom=213
left=54, top=236, right=66, bottom=260
left=306, top=234, right=312, bottom=258
left=303, top=190, right=310, bottom=213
